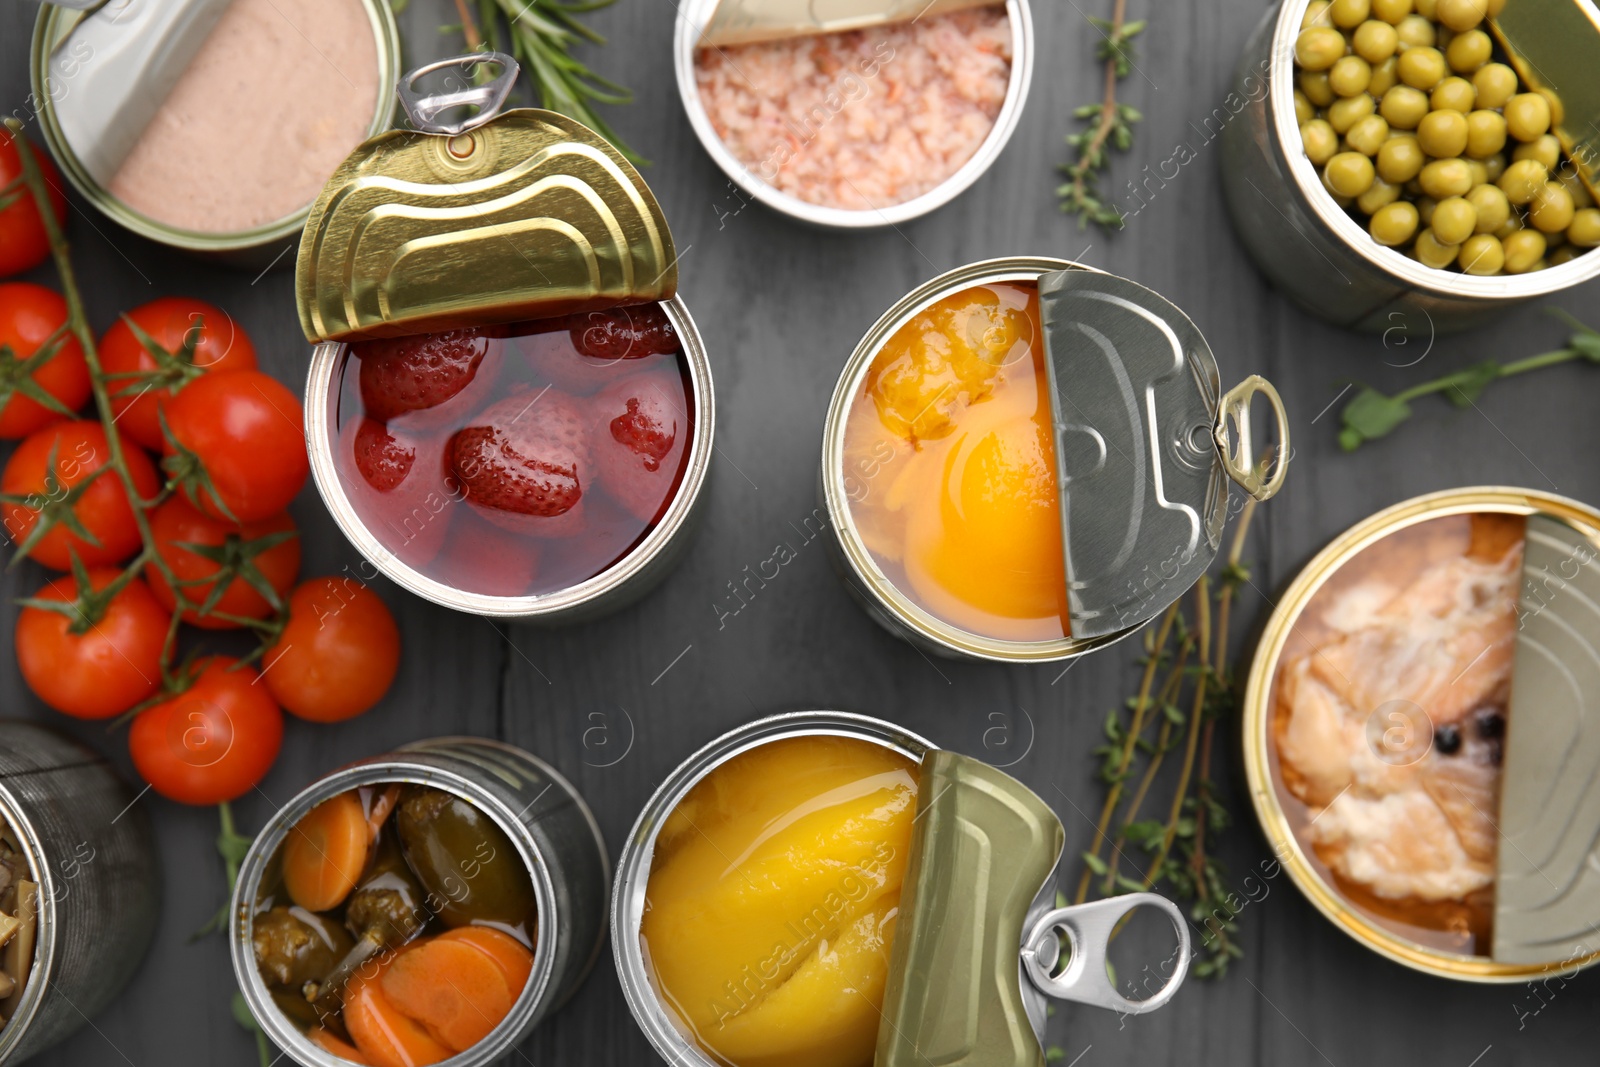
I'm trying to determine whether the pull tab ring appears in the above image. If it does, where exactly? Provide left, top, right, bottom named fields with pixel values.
left=1021, top=893, right=1190, bottom=1015
left=397, top=52, right=520, bottom=135
left=1214, top=375, right=1289, bottom=502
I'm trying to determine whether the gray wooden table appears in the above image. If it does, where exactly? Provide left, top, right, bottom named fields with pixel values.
left=5, top=0, right=1600, bottom=1063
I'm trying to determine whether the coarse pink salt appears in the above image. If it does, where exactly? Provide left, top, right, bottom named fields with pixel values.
left=694, top=7, right=1012, bottom=211
left=109, top=0, right=380, bottom=234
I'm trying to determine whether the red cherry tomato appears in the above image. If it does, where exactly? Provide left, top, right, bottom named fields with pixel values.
left=1, top=420, right=160, bottom=570
left=264, top=577, right=401, bottom=723
left=162, top=369, right=308, bottom=523
left=128, top=657, right=283, bottom=805
left=99, top=297, right=257, bottom=452
left=15, top=567, right=168, bottom=719
left=0, top=283, right=90, bottom=439
left=0, top=132, right=67, bottom=279
left=146, top=495, right=299, bottom=629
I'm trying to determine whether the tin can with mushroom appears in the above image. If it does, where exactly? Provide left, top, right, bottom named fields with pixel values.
left=0, top=721, right=160, bottom=1066
left=1218, top=0, right=1600, bottom=333
left=820, top=256, right=1289, bottom=663
left=230, top=736, right=608, bottom=1067
left=298, top=54, right=715, bottom=623
left=613, top=710, right=1190, bottom=1067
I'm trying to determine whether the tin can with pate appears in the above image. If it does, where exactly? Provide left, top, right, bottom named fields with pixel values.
left=1217, top=0, right=1600, bottom=334
left=0, top=722, right=160, bottom=1066
left=230, top=736, right=609, bottom=1067
left=613, top=711, right=1190, bottom=1067
left=673, top=0, right=1034, bottom=228
left=299, top=55, right=715, bottom=623
left=1242, top=486, right=1600, bottom=982
left=29, top=0, right=401, bottom=268
left=820, top=256, right=1289, bottom=663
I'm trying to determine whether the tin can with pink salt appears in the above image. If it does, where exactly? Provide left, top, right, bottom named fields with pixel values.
left=674, top=0, right=1035, bottom=228
left=29, top=0, right=401, bottom=268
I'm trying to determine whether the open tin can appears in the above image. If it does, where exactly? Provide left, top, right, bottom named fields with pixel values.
left=1243, top=486, right=1600, bottom=981
left=1219, top=0, right=1600, bottom=333
left=300, top=55, right=715, bottom=622
left=30, top=0, right=400, bottom=267
left=613, top=711, right=1189, bottom=1067
left=673, top=0, right=1034, bottom=227
left=820, top=256, right=1289, bottom=663
left=230, top=736, right=609, bottom=1067
left=0, top=722, right=160, bottom=1066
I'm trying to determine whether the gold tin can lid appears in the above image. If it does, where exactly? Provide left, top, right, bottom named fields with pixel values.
left=879, top=751, right=1188, bottom=1067
left=296, top=53, right=677, bottom=343
left=1489, top=0, right=1600, bottom=201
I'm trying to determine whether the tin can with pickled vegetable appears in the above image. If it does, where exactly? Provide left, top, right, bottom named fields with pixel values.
left=0, top=721, right=160, bottom=1066
left=820, top=256, right=1289, bottom=663
left=1219, top=0, right=1600, bottom=333
left=29, top=0, right=401, bottom=268
left=230, top=736, right=608, bottom=1067
left=1242, top=486, right=1600, bottom=981
left=674, top=0, right=1035, bottom=227
left=299, top=54, right=715, bottom=624
left=613, top=710, right=1190, bottom=1067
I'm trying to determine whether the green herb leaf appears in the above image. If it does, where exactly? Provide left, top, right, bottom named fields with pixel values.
left=1339, top=387, right=1412, bottom=450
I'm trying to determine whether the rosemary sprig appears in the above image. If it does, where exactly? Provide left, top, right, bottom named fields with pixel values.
left=451, top=0, right=642, bottom=166
left=1072, top=490, right=1262, bottom=980
left=1057, top=0, right=1143, bottom=230
left=1338, top=309, right=1600, bottom=451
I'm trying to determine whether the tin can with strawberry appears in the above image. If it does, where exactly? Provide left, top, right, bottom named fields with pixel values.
left=298, top=54, right=714, bottom=622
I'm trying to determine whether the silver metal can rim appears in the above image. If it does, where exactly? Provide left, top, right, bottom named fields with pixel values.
left=28, top=0, right=401, bottom=255
left=229, top=745, right=573, bottom=1067
left=610, top=710, right=936, bottom=1067
left=0, top=782, right=58, bottom=1065
left=303, top=296, right=717, bottom=619
left=820, top=255, right=1146, bottom=663
left=672, top=0, right=1035, bottom=229
left=1267, top=0, right=1600, bottom=299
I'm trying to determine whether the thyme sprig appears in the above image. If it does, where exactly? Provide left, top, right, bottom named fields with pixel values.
left=1338, top=309, right=1600, bottom=451
left=448, top=0, right=641, bottom=166
left=1057, top=0, right=1143, bottom=230
left=1070, top=489, right=1262, bottom=981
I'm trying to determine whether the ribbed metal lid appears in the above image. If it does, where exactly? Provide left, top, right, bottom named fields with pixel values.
left=1038, top=270, right=1286, bottom=640
left=296, top=54, right=677, bottom=343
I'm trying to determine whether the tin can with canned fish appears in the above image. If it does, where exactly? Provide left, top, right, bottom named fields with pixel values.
left=675, top=0, right=1034, bottom=227
left=230, top=736, right=608, bottom=1067
left=613, top=710, right=1189, bottom=1067
left=0, top=721, right=159, bottom=1066
left=30, top=0, right=400, bottom=267
left=1243, top=486, right=1600, bottom=981
left=820, top=256, right=1289, bottom=663
left=298, top=54, right=715, bottom=623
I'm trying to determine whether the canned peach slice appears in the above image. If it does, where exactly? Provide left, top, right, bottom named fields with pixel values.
left=641, top=735, right=917, bottom=1067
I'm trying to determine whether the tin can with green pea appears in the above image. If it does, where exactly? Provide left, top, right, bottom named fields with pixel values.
left=1220, top=0, right=1600, bottom=332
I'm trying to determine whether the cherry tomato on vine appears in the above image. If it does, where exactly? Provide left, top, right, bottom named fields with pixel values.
left=263, top=577, right=401, bottom=723
left=128, top=657, right=283, bottom=805
left=1, top=419, right=160, bottom=570
left=0, top=283, right=90, bottom=439
left=15, top=567, right=168, bottom=719
left=162, top=369, right=308, bottom=524
left=145, top=495, right=299, bottom=629
left=0, top=132, right=67, bottom=279
left=99, top=297, right=257, bottom=452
